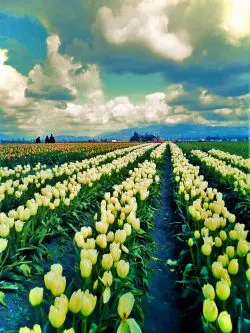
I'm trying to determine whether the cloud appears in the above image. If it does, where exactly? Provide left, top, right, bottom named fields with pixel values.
left=96, top=0, right=192, bottom=61
left=0, top=26, right=249, bottom=137
left=25, top=35, right=103, bottom=103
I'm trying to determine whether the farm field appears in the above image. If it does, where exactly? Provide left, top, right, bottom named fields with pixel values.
left=0, top=141, right=249, bottom=333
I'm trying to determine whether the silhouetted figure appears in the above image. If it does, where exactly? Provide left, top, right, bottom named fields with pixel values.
left=45, top=135, right=50, bottom=143
left=49, top=134, right=55, bottom=143
left=35, top=137, right=41, bottom=144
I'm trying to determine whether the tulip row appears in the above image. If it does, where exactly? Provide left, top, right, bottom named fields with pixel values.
left=18, top=143, right=166, bottom=332
left=208, top=149, right=250, bottom=173
left=170, top=143, right=250, bottom=333
left=0, top=142, right=135, bottom=163
left=191, top=149, right=250, bottom=197
left=0, top=144, right=142, bottom=206
left=0, top=144, right=154, bottom=273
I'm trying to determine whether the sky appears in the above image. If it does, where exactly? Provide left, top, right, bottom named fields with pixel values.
left=0, top=0, right=249, bottom=137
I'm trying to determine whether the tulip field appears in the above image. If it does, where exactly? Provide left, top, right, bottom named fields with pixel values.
left=0, top=141, right=249, bottom=333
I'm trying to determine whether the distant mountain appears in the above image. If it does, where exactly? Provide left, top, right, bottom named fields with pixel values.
left=55, top=135, right=92, bottom=142
left=1, top=124, right=249, bottom=143
left=98, top=124, right=250, bottom=140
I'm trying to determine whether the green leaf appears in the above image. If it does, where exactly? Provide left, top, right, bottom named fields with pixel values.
left=0, top=291, right=7, bottom=306
left=117, top=321, right=129, bottom=333
left=127, top=318, right=142, bottom=333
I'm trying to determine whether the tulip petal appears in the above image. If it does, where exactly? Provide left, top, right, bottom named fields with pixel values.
left=117, top=321, right=129, bottom=333
left=103, top=287, right=111, bottom=304
left=118, top=292, right=135, bottom=320
left=127, top=318, right=142, bottom=333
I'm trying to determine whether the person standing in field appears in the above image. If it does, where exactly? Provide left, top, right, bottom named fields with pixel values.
left=45, top=135, right=50, bottom=143
left=49, top=134, right=56, bottom=143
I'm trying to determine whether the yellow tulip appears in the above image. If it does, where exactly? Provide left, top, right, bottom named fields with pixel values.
left=80, top=258, right=92, bottom=278
left=118, top=292, right=134, bottom=320
left=51, top=264, right=63, bottom=275
left=228, top=259, right=239, bottom=275
left=50, top=275, right=66, bottom=296
left=102, top=253, right=114, bottom=270
left=110, top=244, right=121, bottom=262
left=0, top=238, right=8, bottom=254
left=32, top=324, right=42, bottom=333
left=201, top=244, right=212, bottom=256
left=114, top=230, right=127, bottom=244
left=19, top=328, right=30, bottom=333
left=101, top=271, right=113, bottom=287
left=29, top=287, right=43, bottom=306
left=226, top=246, right=235, bottom=259
left=95, top=234, right=107, bottom=249
left=212, top=262, right=223, bottom=279
left=216, top=281, right=230, bottom=301
left=117, top=260, right=130, bottom=279
left=63, top=329, right=75, bottom=333
left=81, top=290, right=97, bottom=317
left=48, top=305, right=66, bottom=328
left=69, top=289, right=83, bottom=314
left=203, top=300, right=218, bottom=322
left=218, top=311, right=232, bottom=332
left=237, top=240, right=249, bottom=257
left=202, top=284, right=215, bottom=301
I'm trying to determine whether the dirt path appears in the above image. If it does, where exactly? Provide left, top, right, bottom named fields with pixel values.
left=144, top=150, right=182, bottom=332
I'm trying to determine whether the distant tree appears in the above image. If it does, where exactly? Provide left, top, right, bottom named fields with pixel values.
left=130, top=131, right=140, bottom=142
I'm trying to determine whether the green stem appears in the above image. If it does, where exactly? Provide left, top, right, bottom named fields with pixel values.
left=72, top=313, right=76, bottom=329
left=82, top=317, right=87, bottom=333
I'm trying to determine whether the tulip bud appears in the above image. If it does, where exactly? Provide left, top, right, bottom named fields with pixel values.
left=107, top=231, right=114, bottom=242
left=118, top=292, right=134, bottom=320
left=51, top=264, right=63, bottom=276
left=226, top=246, right=235, bottom=259
left=202, top=284, right=215, bottom=300
left=201, top=244, right=212, bottom=256
left=237, top=240, right=249, bottom=257
left=19, top=328, right=31, bottom=333
left=49, top=305, right=66, bottom=328
left=32, top=324, right=42, bottom=333
left=194, top=230, right=200, bottom=239
left=80, top=258, right=92, bottom=278
left=218, top=311, right=232, bottom=333
left=81, top=290, right=97, bottom=317
left=216, top=280, right=230, bottom=301
left=96, top=234, right=107, bottom=249
left=214, top=237, right=222, bottom=248
left=63, top=329, right=75, bottom=333
left=93, top=279, right=99, bottom=290
left=212, top=262, right=223, bottom=279
left=102, top=271, right=113, bottom=287
left=228, top=259, right=239, bottom=275
left=114, top=230, right=127, bottom=244
left=229, top=230, right=237, bottom=240
left=0, top=238, right=8, bottom=254
left=15, top=220, right=24, bottom=233
left=247, top=253, right=250, bottom=267
left=50, top=275, right=66, bottom=297
left=218, top=255, right=229, bottom=268
left=219, top=230, right=227, bottom=241
left=203, top=300, right=218, bottom=322
left=117, top=260, right=130, bottom=279
left=69, top=289, right=83, bottom=314
left=188, top=238, right=193, bottom=247
left=29, top=287, right=43, bottom=306
left=102, top=253, right=114, bottom=270
left=246, top=268, right=250, bottom=281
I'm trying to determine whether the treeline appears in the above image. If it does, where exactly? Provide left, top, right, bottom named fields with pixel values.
left=130, top=131, right=158, bottom=142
